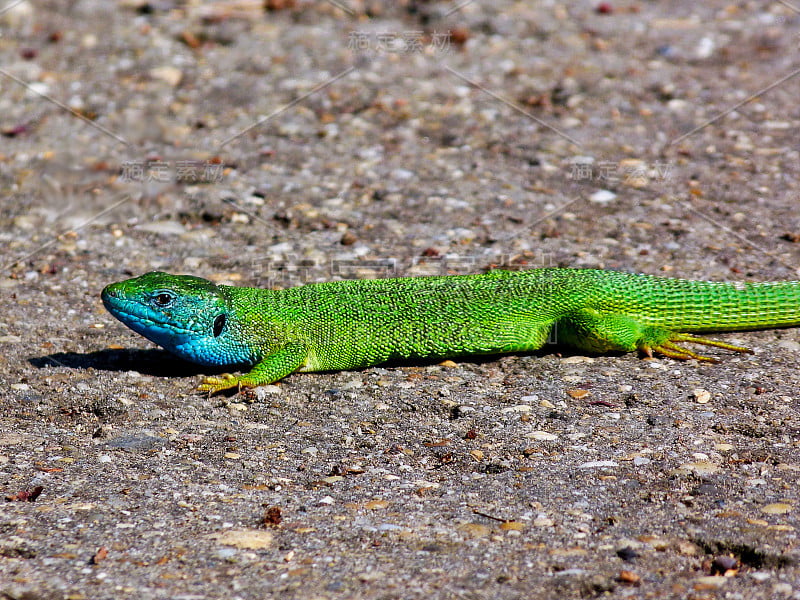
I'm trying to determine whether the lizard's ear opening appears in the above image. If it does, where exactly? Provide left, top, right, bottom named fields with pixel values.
left=213, top=314, right=227, bottom=337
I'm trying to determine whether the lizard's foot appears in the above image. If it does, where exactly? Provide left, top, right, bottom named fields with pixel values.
left=197, top=373, right=245, bottom=395
left=643, top=333, right=753, bottom=362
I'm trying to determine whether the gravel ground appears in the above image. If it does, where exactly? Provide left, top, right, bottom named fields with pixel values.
left=2, top=1, right=800, bottom=599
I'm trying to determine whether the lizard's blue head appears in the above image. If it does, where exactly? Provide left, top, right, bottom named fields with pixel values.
left=101, top=272, right=253, bottom=366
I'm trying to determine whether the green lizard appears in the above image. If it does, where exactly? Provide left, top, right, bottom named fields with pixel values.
left=101, top=269, right=800, bottom=395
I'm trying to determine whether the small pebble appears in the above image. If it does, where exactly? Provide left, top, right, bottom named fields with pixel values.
left=776, top=340, right=800, bottom=352
left=527, top=431, right=558, bottom=441
left=578, top=460, right=618, bottom=469
left=150, top=65, right=183, bottom=86
left=501, top=405, right=532, bottom=413
left=695, top=36, right=715, bottom=59
left=761, top=502, right=793, bottom=515
left=589, top=190, right=617, bottom=204
left=772, top=583, right=793, bottom=596
left=710, top=555, right=738, bottom=575
left=674, top=461, right=720, bottom=476
left=561, top=356, right=594, bottom=364
left=616, top=546, right=639, bottom=562
left=136, top=221, right=187, bottom=235
left=618, top=570, right=640, bottom=584
left=212, top=530, right=273, bottom=549
left=694, top=575, right=728, bottom=588
left=457, top=523, right=491, bottom=538
left=391, top=168, right=415, bottom=180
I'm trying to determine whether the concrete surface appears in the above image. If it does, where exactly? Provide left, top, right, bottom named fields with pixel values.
left=2, top=1, right=800, bottom=599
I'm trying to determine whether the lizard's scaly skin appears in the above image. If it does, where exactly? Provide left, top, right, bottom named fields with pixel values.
left=101, top=269, right=800, bottom=394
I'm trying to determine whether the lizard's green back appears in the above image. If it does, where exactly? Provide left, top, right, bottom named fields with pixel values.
left=225, top=269, right=564, bottom=371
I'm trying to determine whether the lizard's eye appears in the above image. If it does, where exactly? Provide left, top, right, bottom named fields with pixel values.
left=152, top=291, right=176, bottom=308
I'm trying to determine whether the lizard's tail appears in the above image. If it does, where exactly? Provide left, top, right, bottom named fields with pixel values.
left=601, top=273, right=800, bottom=333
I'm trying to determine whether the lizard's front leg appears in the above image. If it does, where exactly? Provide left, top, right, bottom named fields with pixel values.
left=197, top=342, right=309, bottom=395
